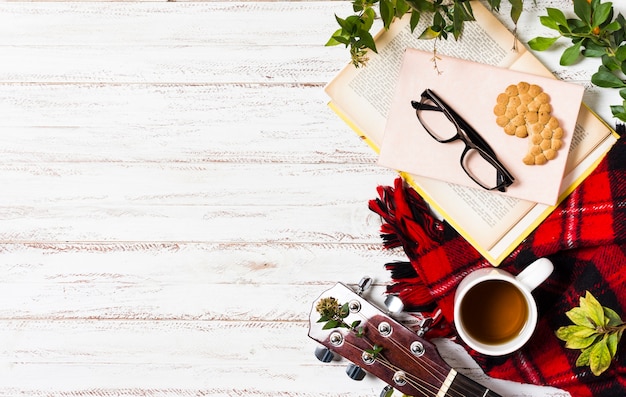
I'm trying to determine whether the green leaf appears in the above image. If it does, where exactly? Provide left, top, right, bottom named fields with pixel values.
left=568, top=334, right=601, bottom=349
left=593, top=66, right=626, bottom=88
left=574, top=0, right=593, bottom=27
left=380, top=0, right=394, bottom=29
left=612, top=111, right=626, bottom=122
left=560, top=40, right=584, bottom=65
left=611, top=104, right=626, bottom=121
left=460, top=1, right=474, bottom=21
left=589, top=337, right=612, bottom=376
left=335, top=15, right=352, bottom=32
left=453, top=2, right=465, bottom=40
left=566, top=307, right=596, bottom=328
left=395, top=0, right=411, bottom=18
left=433, top=9, right=444, bottom=28
left=539, top=15, right=559, bottom=31
left=602, top=54, right=621, bottom=71
left=614, top=14, right=626, bottom=43
left=606, top=331, right=621, bottom=357
left=592, top=2, right=613, bottom=27
left=557, top=325, right=599, bottom=349
left=556, top=325, right=597, bottom=347
left=615, top=46, right=626, bottom=63
left=322, top=319, right=340, bottom=329
left=604, top=306, right=624, bottom=326
left=317, top=314, right=331, bottom=322
left=327, top=29, right=350, bottom=46
left=546, top=7, right=569, bottom=28
left=339, top=302, right=350, bottom=318
left=576, top=345, right=593, bottom=367
left=362, top=7, right=376, bottom=30
left=365, top=345, right=384, bottom=357
left=603, top=20, right=623, bottom=34
left=509, top=0, right=523, bottom=25
left=487, top=0, right=501, bottom=11
left=582, top=42, right=608, bottom=57
left=528, top=36, right=559, bottom=51
left=356, top=30, right=377, bottom=52
left=419, top=26, right=441, bottom=40
left=580, top=291, right=607, bottom=328
left=409, top=11, right=421, bottom=32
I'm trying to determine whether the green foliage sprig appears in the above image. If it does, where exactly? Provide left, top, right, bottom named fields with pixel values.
left=326, top=0, right=525, bottom=68
left=316, top=296, right=363, bottom=333
left=529, top=0, right=626, bottom=121
left=556, top=291, right=625, bottom=376
left=315, top=297, right=383, bottom=357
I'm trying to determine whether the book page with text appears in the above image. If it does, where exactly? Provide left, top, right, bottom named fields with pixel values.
left=324, top=2, right=523, bottom=145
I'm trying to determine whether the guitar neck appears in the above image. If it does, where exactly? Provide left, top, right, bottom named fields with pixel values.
left=448, top=370, right=503, bottom=397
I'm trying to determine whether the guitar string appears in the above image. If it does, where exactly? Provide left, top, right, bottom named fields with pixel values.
left=342, top=338, right=436, bottom=397
left=343, top=335, right=482, bottom=397
left=355, top=313, right=488, bottom=397
left=382, top=334, right=488, bottom=397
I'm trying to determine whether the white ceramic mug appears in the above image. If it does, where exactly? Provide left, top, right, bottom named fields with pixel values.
left=453, top=257, right=554, bottom=356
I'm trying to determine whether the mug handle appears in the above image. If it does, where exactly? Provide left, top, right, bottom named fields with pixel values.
left=515, top=257, right=554, bottom=291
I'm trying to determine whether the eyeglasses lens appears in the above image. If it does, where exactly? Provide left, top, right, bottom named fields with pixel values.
left=417, top=99, right=459, bottom=141
left=462, top=148, right=502, bottom=190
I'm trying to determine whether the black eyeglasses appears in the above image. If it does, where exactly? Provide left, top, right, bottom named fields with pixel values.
left=411, top=89, right=515, bottom=192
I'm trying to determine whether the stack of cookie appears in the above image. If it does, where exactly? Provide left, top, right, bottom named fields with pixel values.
left=493, top=82, right=563, bottom=165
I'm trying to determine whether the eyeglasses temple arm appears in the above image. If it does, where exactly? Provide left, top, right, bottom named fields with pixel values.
left=411, top=101, right=439, bottom=112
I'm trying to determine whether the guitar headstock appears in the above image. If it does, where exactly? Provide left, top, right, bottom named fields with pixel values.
left=308, top=282, right=454, bottom=396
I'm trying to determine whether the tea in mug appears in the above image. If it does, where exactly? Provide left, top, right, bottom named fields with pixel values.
left=459, top=279, right=528, bottom=345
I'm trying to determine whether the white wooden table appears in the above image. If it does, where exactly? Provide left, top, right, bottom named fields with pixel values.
left=0, top=1, right=622, bottom=396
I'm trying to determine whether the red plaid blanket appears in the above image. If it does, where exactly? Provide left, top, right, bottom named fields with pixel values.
left=369, top=134, right=626, bottom=396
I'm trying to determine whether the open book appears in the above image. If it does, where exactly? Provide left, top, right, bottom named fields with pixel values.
left=325, top=2, right=618, bottom=265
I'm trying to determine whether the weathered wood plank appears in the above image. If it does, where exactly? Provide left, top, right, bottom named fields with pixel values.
left=0, top=83, right=374, bottom=161
left=0, top=204, right=383, bottom=243
left=0, top=242, right=402, bottom=285
left=0, top=45, right=346, bottom=84
left=0, top=162, right=391, bottom=205
left=0, top=2, right=352, bottom=47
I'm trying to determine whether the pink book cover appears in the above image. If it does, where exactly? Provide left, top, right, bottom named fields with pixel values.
left=378, top=48, right=585, bottom=205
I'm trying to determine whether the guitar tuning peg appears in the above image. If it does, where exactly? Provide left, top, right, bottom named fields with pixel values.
left=345, top=363, right=366, bottom=381
left=380, top=385, right=394, bottom=397
left=356, top=276, right=372, bottom=295
left=314, top=346, right=335, bottom=363
left=383, top=294, right=404, bottom=315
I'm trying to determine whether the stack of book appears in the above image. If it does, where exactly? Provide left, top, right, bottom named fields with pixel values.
left=325, top=2, right=618, bottom=265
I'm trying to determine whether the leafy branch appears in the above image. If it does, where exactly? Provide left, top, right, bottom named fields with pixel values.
left=556, top=291, right=625, bottom=376
left=528, top=0, right=626, bottom=121
left=326, top=0, right=525, bottom=68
